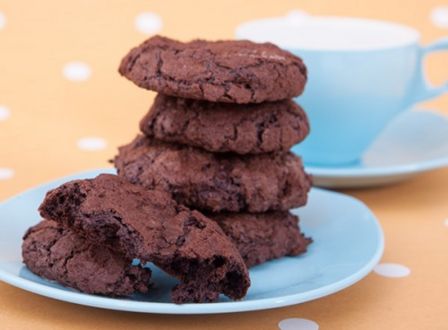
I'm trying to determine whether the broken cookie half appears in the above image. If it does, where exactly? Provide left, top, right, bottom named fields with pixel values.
left=37, top=174, right=250, bottom=303
left=22, top=219, right=151, bottom=297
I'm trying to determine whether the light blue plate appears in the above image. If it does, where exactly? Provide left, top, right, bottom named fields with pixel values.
left=301, top=110, right=448, bottom=188
left=0, top=169, right=384, bottom=314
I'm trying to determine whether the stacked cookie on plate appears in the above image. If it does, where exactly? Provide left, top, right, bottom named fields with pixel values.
left=115, top=35, right=312, bottom=268
left=21, top=35, right=313, bottom=304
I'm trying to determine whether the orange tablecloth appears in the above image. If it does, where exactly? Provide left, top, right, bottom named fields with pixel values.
left=1, top=1, right=448, bottom=329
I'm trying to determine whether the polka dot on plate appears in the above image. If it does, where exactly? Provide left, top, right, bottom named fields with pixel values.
left=0, top=105, right=10, bottom=121
left=430, top=6, right=448, bottom=28
left=278, top=318, right=319, bottom=330
left=63, top=61, right=91, bottom=81
left=134, top=12, right=162, bottom=34
left=77, top=137, right=107, bottom=151
left=0, top=168, right=14, bottom=180
left=0, top=11, right=5, bottom=30
left=374, top=263, right=410, bottom=278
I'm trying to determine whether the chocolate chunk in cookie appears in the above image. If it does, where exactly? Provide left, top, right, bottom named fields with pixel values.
left=212, top=211, right=311, bottom=268
left=38, top=174, right=250, bottom=303
left=140, top=94, right=309, bottom=154
left=22, top=220, right=151, bottom=297
left=119, top=35, right=307, bottom=103
left=114, top=135, right=312, bottom=213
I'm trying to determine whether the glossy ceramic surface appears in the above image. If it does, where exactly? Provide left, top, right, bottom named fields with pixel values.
left=0, top=169, right=384, bottom=314
left=303, top=110, right=448, bottom=188
left=236, top=14, right=448, bottom=165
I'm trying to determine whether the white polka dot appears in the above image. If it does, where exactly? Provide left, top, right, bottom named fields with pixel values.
left=63, top=61, right=91, bottom=81
left=0, top=105, right=10, bottom=121
left=374, top=263, right=410, bottom=278
left=0, top=11, right=6, bottom=30
left=0, top=168, right=14, bottom=180
left=431, top=6, right=448, bottom=28
left=443, top=218, right=448, bottom=227
left=279, top=318, right=319, bottom=330
left=135, top=12, right=162, bottom=34
left=77, top=137, right=107, bottom=151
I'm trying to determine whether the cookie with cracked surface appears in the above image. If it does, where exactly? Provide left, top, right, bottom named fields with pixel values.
left=140, top=94, right=309, bottom=155
left=212, top=211, right=312, bottom=268
left=38, top=174, right=250, bottom=304
left=22, top=220, right=151, bottom=297
left=114, top=135, right=312, bottom=213
left=119, top=35, right=307, bottom=103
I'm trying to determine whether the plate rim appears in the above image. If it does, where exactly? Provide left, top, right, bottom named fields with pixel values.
left=0, top=169, right=384, bottom=314
left=306, top=156, right=448, bottom=178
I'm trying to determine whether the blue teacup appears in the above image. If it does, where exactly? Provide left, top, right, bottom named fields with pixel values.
left=236, top=12, right=448, bottom=165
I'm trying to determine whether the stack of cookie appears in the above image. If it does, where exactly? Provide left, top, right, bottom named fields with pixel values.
left=20, top=35, right=313, bottom=305
left=115, top=35, right=312, bottom=268
left=22, top=37, right=311, bottom=303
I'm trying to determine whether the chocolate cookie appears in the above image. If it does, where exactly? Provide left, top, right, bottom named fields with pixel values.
left=119, top=35, right=307, bottom=103
left=22, top=220, right=151, bottom=297
left=212, top=211, right=311, bottom=268
left=140, top=94, right=309, bottom=155
left=114, top=135, right=312, bottom=213
left=39, top=174, right=250, bottom=303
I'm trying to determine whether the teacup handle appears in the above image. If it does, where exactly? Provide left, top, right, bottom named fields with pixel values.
left=413, top=37, right=448, bottom=103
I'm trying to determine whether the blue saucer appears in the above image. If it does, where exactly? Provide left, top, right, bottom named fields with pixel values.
left=304, top=110, right=448, bottom=188
left=0, top=169, right=383, bottom=314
